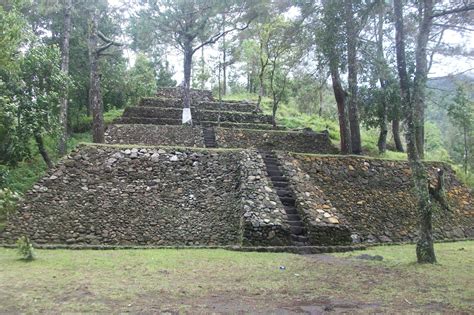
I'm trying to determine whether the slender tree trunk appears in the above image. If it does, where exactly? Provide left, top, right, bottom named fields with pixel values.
left=34, top=132, right=53, bottom=169
left=58, top=0, right=72, bottom=155
left=394, top=0, right=436, bottom=264
left=345, top=0, right=362, bottom=154
left=378, top=88, right=388, bottom=154
left=222, top=36, right=227, bottom=96
left=464, top=125, right=468, bottom=174
left=392, top=118, right=404, bottom=152
left=330, top=63, right=352, bottom=154
left=183, top=42, right=193, bottom=109
left=376, top=6, right=388, bottom=154
left=88, top=9, right=104, bottom=143
left=182, top=40, right=193, bottom=124
left=318, top=87, right=323, bottom=117
left=412, top=0, right=433, bottom=159
left=200, top=46, right=205, bottom=90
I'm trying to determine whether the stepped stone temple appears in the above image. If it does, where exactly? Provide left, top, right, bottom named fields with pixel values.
left=1, top=87, right=473, bottom=250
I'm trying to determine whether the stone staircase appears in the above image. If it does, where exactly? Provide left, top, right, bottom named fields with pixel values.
left=203, top=127, right=217, bottom=148
left=261, top=150, right=309, bottom=246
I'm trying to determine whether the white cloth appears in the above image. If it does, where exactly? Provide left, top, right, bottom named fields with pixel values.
left=182, top=108, right=192, bottom=124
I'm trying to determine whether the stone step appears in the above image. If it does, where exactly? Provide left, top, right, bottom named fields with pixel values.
left=277, top=190, right=294, bottom=198
left=287, top=214, right=301, bottom=221
left=284, top=206, right=297, bottom=214
left=270, top=176, right=286, bottom=182
left=272, top=181, right=288, bottom=188
left=280, top=197, right=296, bottom=207
left=267, top=169, right=283, bottom=177
left=290, top=226, right=305, bottom=235
left=287, top=220, right=303, bottom=227
left=291, top=234, right=309, bottom=243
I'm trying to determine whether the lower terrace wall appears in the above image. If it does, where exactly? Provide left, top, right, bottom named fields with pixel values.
left=104, top=125, right=338, bottom=154
left=1, top=146, right=243, bottom=245
left=216, top=128, right=338, bottom=154
left=105, top=125, right=204, bottom=147
left=286, top=154, right=474, bottom=243
left=155, top=87, right=214, bottom=101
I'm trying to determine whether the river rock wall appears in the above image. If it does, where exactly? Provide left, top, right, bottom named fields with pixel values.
left=105, top=125, right=204, bottom=147
left=285, top=154, right=474, bottom=243
left=1, top=146, right=243, bottom=245
left=216, top=128, right=338, bottom=154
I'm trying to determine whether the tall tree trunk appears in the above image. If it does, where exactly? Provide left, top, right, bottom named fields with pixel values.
left=376, top=4, right=388, bottom=154
left=200, top=46, right=205, bottom=90
left=318, top=86, right=323, bottom=117
left=345, top=0, right=362, bottom=154
left=222, top=36, right=227, bottom=96
left=413, top=0, right=433, bottom=159
left=88, top=9, right=104, bottom=143
left=58, top=0, right=72, bottom=155
left=330, top=63, right=352, bottom=154
left=392, top=118, right=404, bottom=152
left=464, top=125, right=468, bottom=174
left=394, top=0, right=436, bottom=264
left=182, top=41, right=193, bottom=124
left=34, top=132, right=53, bottom=169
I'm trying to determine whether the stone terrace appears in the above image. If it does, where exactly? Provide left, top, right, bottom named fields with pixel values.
left=1, top=87, right=473, bottom=248
left=108, top=89, right=337, bottom=154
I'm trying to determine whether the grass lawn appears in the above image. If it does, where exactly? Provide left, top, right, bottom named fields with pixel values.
left=0, top=241, right=472, bottom=313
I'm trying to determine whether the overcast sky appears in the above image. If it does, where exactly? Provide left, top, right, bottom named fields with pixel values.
left=110, top=0, right=474, bottom=83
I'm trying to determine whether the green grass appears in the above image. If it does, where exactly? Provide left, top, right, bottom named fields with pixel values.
left=0, top=241, right=472, bottom=313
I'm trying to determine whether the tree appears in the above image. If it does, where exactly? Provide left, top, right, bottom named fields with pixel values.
left=319, top=0, right=352, bottom=154
left=58, top=0, right=72, bottom=155
left=126, top=53, right=158, bottom=106
left=88, top=6, right=122, bottom=143
left=447, top=84, right=473, bottom=175
left=393, top=0, right=437, bottom=264
left=0, top=3, right=29, bottom=165
left=344, top=0, right=361, bottom=154
left=394, top=0, right=473, bottom=263
left=18, top=44, right=68, bottom=168
left=131, top=0, right=253, bottom=124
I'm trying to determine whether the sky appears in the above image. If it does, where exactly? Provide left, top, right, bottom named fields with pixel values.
left=109, top=0, right=474, bottom=83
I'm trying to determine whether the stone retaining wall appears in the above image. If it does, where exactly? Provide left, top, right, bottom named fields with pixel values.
left=122, top=107, right=273, bottom=125
left=216, top=128, right=338, bottom=154
left=105, top=125, right=204, bottom=147
left=277, top=153, right=352, bottom=245
left=288, top=155, right=474, bottom=243
left=139, top=97, right=259, bottom=113
left=1, top=146, right=244, bottom=245
left=239, top=150, right=291, bottom=246
left=104, top=125, right=337, bottom=154
left=155, top=87, right=214, bottom=101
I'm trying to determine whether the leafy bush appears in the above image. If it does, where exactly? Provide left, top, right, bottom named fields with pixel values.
left=0, top=187, right=21, bottom=221
left=16, top=236, right=35, bottom=261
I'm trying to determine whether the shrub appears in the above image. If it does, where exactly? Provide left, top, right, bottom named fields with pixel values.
left=16, top=236, right=35, bottom=261
left=0, top=187, right=21, bottom=221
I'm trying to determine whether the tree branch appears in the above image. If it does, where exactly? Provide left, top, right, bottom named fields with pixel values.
left=192, top=20, right=252, bottom=54
left=431, top=4, right=474, bottom=18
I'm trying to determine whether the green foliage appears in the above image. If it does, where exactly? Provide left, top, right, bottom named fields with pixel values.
left=424, top=122, right=450, bottom=162
left=16, top=236, right=35, bottom=261
left=156, top=60, right=176, bottom=88
left=446, top=84, right=473, bottom=173
left=126, top=54, right=157, bottom=106
left=0, top=188, right=21, bottom=227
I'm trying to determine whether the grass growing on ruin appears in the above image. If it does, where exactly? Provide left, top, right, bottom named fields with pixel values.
left=0, top=241, right=472, bottom=313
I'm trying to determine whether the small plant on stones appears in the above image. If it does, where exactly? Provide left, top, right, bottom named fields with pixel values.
left=16, top=236, right=35, bottom=261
